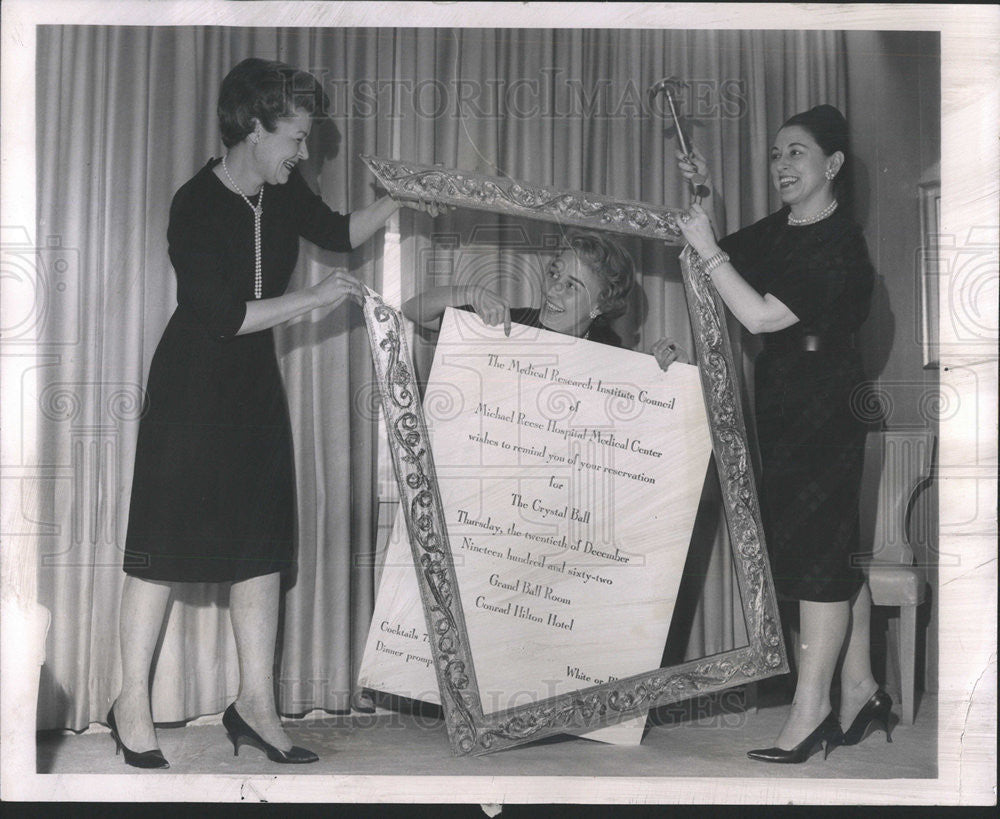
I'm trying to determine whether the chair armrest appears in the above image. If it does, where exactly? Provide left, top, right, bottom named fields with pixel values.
left=866, top=561, right=927, bottom=607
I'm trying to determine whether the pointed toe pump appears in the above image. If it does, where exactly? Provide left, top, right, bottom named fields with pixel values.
left=747, top=712, right=843, bottom=763
left=106, top=706, right=170, bottom=769
left=841, top=689, right=894, bottom=746
left=222, top=703, right=319, bottom=764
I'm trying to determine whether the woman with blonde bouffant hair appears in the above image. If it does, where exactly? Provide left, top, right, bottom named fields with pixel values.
left=404, top=228, right=684, bottom=371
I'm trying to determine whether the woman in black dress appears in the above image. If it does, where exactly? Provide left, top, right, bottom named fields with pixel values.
left=111, top=58, right=439, bottom=768
left=677, top=106, right=888, bottom=762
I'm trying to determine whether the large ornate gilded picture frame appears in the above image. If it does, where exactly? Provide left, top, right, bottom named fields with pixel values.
left=362, top=156, right=787, bottom=755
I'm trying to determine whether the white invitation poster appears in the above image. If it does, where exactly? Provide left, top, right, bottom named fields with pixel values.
left=360, top=308, right=713, bottom=741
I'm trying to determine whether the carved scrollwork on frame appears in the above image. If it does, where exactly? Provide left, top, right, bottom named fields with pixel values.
left=679, top=247, right=784, bottom=669
left=360, top=162, right=788, bottom=755
left=473, top=650, right=758, bottom=753
left=362, top=155, right=687, bottom=243
left=362, top=288, right=481, bottom=755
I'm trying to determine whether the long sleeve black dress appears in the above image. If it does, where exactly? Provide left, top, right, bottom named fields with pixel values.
left=718, top=206, right=875, bottom=602
left=124, top=159, right=352, bottom=582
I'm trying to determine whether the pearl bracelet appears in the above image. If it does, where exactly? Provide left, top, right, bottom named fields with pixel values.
left=702, top=250, right=730, bottom=273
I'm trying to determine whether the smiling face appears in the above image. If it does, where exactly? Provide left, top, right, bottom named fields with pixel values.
left=539, top=248, right=606, bottom=337
left=770, top=125, right=842, bottom=216
left=254, top=108, right=311, bottom=185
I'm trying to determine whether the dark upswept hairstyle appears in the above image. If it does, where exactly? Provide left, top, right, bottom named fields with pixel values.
left=565, top=228, right=635, bottom=319
left=217, top=58, right=330, bottom=148
left=781, top=104, right=852, bottom=206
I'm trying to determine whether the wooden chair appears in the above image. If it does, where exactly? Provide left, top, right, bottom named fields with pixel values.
left=860, top=429, right=936, bottom=725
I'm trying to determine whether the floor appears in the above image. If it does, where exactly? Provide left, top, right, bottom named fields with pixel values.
left=37, top=684, right=936, bottom=782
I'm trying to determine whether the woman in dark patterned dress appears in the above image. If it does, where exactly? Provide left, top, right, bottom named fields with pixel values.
left=110, top=58, right=439, bottom=768
left=677, top=106, right=889, bottom=762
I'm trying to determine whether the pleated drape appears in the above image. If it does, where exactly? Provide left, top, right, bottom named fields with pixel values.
left=34, top=26, right=845, bottom=731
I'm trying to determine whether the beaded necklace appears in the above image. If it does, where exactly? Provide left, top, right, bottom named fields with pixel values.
left=788, top=199, right=837, bottom=226
left=222, top=156, right=264, bottom=299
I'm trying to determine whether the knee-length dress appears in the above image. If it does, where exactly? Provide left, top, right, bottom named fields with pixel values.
left=124, top=159, right=352, bottom=582
left=718, top=208, right=874, bottom=602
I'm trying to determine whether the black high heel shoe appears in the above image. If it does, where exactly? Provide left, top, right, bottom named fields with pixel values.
left=222, top=703, right=318, bottom=764
left=841, top=689, right=894, bottom=745
left=106, top=706, right=169, bottom=769
left=747, top=712, right=843, bottom=763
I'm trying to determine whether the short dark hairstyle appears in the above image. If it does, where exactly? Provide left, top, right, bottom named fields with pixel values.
left=781, top=104, right=852, bottom=205
left=565, top=229, right=635, bottom=318
left=217, top=58, right=329, bottom=148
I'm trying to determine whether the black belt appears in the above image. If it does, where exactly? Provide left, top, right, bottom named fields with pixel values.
left=764, top=332, right=855, bottom=353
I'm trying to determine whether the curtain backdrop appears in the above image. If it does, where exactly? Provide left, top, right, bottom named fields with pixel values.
left=35, top=26, right=845, bottom=730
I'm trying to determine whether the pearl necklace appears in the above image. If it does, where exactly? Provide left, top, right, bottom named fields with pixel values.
left=788, top=199, right=838, bottom=226
left=222, top=156, right=264, bottom=299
